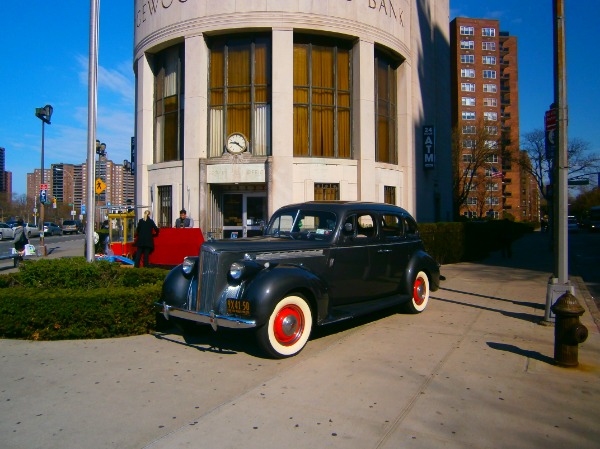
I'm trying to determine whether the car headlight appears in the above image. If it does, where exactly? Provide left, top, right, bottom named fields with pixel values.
left=182, top=257, right=195, bottom=275
left=230, top=262, right=245, bottom=280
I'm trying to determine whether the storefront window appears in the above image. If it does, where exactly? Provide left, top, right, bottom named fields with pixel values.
left=294, top=37, right=351, bottom=158
left=208, top=36, right=271, bottom=157
left=153, top=45, right=184, bottom=163
left=375, top=52, right=398, bottom=164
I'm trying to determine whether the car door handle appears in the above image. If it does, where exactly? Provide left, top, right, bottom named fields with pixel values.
left=377, top=249, right=392, bottom=253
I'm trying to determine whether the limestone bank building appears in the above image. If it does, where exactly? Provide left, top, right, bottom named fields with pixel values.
left=133, top=0, right=452, bottom=237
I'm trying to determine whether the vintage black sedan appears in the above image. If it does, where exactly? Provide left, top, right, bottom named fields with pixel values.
left=159, top=201, right=441, bottom=358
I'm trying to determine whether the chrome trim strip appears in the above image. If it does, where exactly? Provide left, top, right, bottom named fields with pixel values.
left=157, top=302, right=256, bottom=330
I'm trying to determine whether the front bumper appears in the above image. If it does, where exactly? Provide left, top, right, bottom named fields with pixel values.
left=156, top=302, right=256, bottom=331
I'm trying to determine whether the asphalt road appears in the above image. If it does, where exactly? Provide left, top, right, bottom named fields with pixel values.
left=569, top=228, right=600, bottom=307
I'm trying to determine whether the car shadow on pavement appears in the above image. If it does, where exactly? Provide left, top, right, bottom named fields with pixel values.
left=432, top=296, right=542, bottom=324
left=487, top=342, right=555, bottom=366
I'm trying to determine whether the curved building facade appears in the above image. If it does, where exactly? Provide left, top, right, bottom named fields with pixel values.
left=134, top=0, right=452, bottom=236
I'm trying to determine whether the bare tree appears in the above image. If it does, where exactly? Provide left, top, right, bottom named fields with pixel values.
left=519, top=129, right=600, bottom=201
left=451, top=121, right=500, bottom=218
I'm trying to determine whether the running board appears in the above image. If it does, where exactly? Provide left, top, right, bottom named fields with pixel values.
left=320, top=295, right=407, bottom=325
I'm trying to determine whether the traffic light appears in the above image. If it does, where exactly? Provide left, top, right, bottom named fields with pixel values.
left=52, top=197, right=57, bottom=209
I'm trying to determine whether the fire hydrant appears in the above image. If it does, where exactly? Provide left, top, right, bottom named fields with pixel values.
left=551, top=292, right=588, bottom=367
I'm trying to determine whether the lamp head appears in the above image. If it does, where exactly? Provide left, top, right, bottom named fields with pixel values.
left=35, top=104, right=54, bottom=124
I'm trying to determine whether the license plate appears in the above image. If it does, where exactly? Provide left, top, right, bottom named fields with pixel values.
left=227, top=299, right=250, bottom=316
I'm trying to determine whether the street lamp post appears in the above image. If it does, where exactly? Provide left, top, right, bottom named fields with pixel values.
left=35, top=104, right=53, bottom=256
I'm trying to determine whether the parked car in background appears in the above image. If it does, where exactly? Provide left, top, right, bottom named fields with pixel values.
left=62, top=220, right=82, bottom=235
left=159, top=201, right=441, bottom=358
left=567, top=216, right=580, bottom=232
left=43, top=222, right=63, bottom=236
left=25, top=223, right=41, bottom=239
left=0, top=223, right=16, bottom=240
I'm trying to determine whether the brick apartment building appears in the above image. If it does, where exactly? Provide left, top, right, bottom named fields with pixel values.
left=450, top=17, right=539, bottom=221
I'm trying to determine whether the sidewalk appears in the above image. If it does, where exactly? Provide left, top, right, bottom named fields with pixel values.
left=0, top=232, right=599, bottom=449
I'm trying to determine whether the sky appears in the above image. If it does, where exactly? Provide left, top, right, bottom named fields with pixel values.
left=1, top=1, right=598, bottom=197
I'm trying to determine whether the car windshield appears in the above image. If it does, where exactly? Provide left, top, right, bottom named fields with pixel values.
left=265, top=209, right=338, bottom=241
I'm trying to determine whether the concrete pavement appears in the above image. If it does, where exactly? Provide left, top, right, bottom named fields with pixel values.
left=1, top=231, right=599, bottom=449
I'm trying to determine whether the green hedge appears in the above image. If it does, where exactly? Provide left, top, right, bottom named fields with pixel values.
left=0, top=257, right=168, bottom=341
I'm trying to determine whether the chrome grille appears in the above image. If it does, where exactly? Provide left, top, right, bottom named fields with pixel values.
left=197, top=249, right=219, bottom=313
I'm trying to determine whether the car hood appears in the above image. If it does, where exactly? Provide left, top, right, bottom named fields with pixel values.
left=202, top=236, right=331, bottom=254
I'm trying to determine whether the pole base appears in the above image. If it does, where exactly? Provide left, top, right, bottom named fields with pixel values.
left=543, top=277, right=575, bottom=323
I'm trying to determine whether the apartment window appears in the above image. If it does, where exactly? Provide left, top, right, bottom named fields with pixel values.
left=462, top=97, right=476, bottom=106
left=157, top=185, right=172, bottom=228
left=314, top=183, right=340, bottom=200
left=484, top=141, right=498, bottom=149
left=463, top=169, right=474, bottom=177
left=466, top=197, right=477, bottom=206
left=483, top=84, right=497, bottom=93
left=482, top=42, right=496, bottom=51
left=375, top=51, right=398, bottom=164
left=462, top=111, right=476, bottom=120
left=294, top=37, right=352, bottom=158
left=485, top=125, right=498, bottom=135
left=462, top=154, right=473, bottom=163
left=482, top=28, right=496, bottom=37
left=462, top=125, right=476, bottom=134
left=482, top=56, right=497, bottom=65
left=483, top=70, right=497, bottom=79
left=461, top=54, right=475, bottom=64
left=483, top=98, right=497, bottom=107
left=485, top=197, right=500, bottom=205
left=486, top=182, right=499, bottom=191
left=461, top=83, right=476, bottom=92
left=484, top=112, right=498, bottom=121
left=461, top=68, right=475, bottom=78
left=462, top=139, right=474, bottom=149
left=208, top=35, right=271, bottom=157
left=460, top=26, right=475, bottom=36
left=153, top=45, right=184, bottom=163
left=485, top=154, right=499, bottom=163
left=384, top=185, right=396, bottom=205
left=460, top=40, right=474, bottom=50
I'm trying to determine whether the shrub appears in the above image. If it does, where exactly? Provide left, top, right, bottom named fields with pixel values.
left=0, top=257, right=168, bottom=340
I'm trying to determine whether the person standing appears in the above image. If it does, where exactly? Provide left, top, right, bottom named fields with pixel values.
left=13, top=219, right=28, bottom=260
left=174, top=209, right=193, bottom=228
left=134, top=210, right=159, bottom=268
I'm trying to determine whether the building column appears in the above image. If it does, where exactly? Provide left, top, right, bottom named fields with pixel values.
left=270, top=28, right=294, bottom=215
left=354, top=39, right=376, bottom=202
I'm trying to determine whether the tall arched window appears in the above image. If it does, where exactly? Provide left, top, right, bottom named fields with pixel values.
left=375, top=51, right=398, bottom=164
left=153, top=45, right=184, bottom=163
left=293, top=36, right=352, bottom=158
left=208, top=35, right=271, bottom=157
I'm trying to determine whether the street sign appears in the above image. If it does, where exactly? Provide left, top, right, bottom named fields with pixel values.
left=40, top=183, right=48, bottom=190
left=95, top=178, right=106, bottom=194
left=568, top=179, right=589, bottom=186
left=81, top=204, right=86, bottom=215
left=39, top=189, right=47, bottom=204
left=545, top=109, right=557, bottom=160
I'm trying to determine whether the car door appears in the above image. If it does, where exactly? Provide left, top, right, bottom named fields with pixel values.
left=378, top=212, right=421, bottom=293
left=327, top=212, right=390, bottom=305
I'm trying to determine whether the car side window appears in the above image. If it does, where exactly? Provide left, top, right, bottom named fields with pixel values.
left=403, top=215, right=419, bottom=238
left=342, top=213, right=376, bottom=242
left=381, top=214, right=404, bottom=241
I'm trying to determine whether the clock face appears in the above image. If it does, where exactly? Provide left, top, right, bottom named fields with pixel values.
left=226, top=133, right=248, bottom=154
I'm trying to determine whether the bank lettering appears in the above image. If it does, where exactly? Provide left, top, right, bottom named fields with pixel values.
left=137, top=0, right=404, bottom=28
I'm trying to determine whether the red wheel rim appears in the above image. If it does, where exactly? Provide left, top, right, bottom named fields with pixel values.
left=273, top=304, right=304, bottom=346
left=413, top=276, right=426, bottom=305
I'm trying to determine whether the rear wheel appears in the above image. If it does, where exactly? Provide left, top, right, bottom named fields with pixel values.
left=256, top=294, right=313, bottom=358
left=404, top=271, right=430, bottom=314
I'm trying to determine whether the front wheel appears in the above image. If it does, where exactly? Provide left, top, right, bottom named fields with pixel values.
left=404, top=271, right=430, bottom=314
left=256, top=294, right=313, bottom=358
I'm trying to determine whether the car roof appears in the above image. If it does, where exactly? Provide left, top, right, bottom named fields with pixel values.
left=274, top=201, right=412, bottom=216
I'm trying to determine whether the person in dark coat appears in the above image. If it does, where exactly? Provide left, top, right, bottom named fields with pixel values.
left=134, top=210, right=159, bottom=268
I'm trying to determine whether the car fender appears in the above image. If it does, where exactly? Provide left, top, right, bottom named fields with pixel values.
left=162, top=264, right=196, bottom=309
left=243, top=265, right=329, bottom=327
left=404, top=250, right=440, bottom=294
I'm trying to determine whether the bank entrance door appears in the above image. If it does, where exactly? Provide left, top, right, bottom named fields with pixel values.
left=222, top=193, right=267, bottom=238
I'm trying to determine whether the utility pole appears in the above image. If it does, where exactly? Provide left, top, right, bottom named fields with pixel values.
left=544, top=0, right=574, bottom=322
